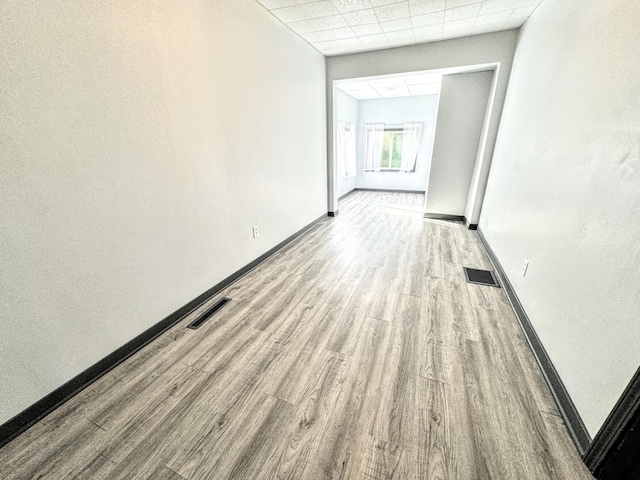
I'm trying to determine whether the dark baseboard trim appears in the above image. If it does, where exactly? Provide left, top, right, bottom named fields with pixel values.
left=462, top=216, right=478, bottom=230
left=0, top=212, right=328, bottom=450
left=354, top=188, right=425, bottom=194
left=338, top=189, right=356, bottom=201
left=424, top=213, right=465, bottom=222
left=584, top=366, right=640, bottom=477
left=328, top=210, right=339, bottom=217
left=476, top=227, right=592, bottom=455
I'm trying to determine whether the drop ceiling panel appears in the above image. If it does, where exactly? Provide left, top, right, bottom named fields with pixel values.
left=256, top=0, right=543, bottom=56
left=368, top=76, right=407, bottom=88
left=408, top=83, right=440, bottom=95
left=336, top=71, right=443, bottom=99
left=350, top=90, right=383, bottom=99
left=409, top=0, right=446, bottom=16
left=339, top=80, right=373, bottom=90
left=382, top=86, right=412, bottom=96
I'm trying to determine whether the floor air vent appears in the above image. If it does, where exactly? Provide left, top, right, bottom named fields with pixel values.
left=187, top=298, right=231, bottom=329
left=464, top=268, right=500, bottom=288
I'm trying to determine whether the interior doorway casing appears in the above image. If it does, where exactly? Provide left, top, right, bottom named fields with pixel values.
left=329, top=62, right=501, bottom=227
left=425, top=66, right=499, bottom=227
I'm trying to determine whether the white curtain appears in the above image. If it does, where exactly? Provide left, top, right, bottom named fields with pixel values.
left=345, top=123, right=356, bottom=177
left=337, top=122, right=357, bottom=179
left=364, top=123, right=385, bottom=171
left=400, top=122, right=423, bottom=172
left=337, top=121, right=346, bottom=179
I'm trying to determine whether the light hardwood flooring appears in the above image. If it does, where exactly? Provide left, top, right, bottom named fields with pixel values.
left=0, top=191, right=594, bottom=479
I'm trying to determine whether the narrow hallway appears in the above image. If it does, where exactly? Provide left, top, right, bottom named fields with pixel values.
left=0, top=192, right=593, bottom=479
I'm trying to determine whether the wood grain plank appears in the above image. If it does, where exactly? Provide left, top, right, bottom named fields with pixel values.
left=444, top=334, right=492, bottom=480
left=418, top=277, right=453, bottom=383
left=415, top=376, right=450, bottom=479
left=0, top=410, right=107, bottom=480
left=267, top=284, right=354, bottom=404
left=275, top=351, right=347, bottom=479
left=325, top=287, right=374, bottom=355
left=217, top=395, right=295, bottom=480
left=369, top=294, right=421, bottom=457
left=0, top=191, right=593, bottom=480
left=368, top=269, right=400, bottom=322
left=63, top=454, right=118, bottom=480
left=303, top=318, right=392, bottom=479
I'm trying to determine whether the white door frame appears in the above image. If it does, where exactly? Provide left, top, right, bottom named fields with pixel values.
left=329, top=62, right=500, bottom=226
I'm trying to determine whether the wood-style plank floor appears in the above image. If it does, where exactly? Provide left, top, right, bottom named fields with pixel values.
left=0, top=192, right=594, bottom=479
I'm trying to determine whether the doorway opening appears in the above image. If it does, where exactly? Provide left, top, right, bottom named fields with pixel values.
left=333, top=71, right=441, bottom=209
left=330, top=63, right=500, bottom=229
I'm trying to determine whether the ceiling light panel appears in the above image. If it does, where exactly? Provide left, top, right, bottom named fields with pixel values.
left=256, top=0, right=543, bottom=56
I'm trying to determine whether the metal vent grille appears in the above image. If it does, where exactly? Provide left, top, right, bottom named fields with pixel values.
left=464, top=268, right=500, bottom=288
left=187, top=298, right=231, bottom=329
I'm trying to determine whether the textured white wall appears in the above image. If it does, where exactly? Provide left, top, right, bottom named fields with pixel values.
left=480, top=0, right=640, bottom=436
left=427, top=71, right=493, bottom=216
left=0, top=0, right=326, bottom=424
left=336, top=90, right=359, bottom=198
left=355, top=95, right=438, bottom=192
left=326, top=30, right=519, bottom=212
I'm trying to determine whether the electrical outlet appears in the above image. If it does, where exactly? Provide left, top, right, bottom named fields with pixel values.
left=253, top=225, right=259, bottom=239
left=522, top=259, right=529, bottom=277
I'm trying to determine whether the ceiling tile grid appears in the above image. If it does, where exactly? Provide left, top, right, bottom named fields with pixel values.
left=256, top=0, right=543, bottom=56
left=336, top=71, right=443, bottom=99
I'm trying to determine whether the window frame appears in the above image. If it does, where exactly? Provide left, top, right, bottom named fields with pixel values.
left=364, top=125, right=417, bottom=173
left=378, top=127, right=404, bottom=171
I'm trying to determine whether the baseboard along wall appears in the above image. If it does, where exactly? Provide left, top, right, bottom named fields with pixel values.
left=0, top=212, right=329, bottom=450
left=476, top=228, right=592, bottom=455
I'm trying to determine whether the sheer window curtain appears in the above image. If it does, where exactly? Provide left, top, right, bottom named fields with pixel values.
left=337, top=122, right=357, bottom=179
left=345, top=124, right=356, bottom=177
left=364, top=123, right=384, bottom=171
left=400, top=122, right=423, bottom=172
left=337, top=121, right=346, bottom=179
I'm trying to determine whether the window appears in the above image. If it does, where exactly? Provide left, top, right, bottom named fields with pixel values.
left=364, top=122, right=423, bottom=173
left=380, top=129, right=404, bottom=170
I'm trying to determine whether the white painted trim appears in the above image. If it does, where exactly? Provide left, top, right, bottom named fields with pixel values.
left=330, top=62, right=502, bottom=222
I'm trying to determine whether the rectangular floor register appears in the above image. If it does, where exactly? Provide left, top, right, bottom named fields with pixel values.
left=464, top=267, right=501, bottom=288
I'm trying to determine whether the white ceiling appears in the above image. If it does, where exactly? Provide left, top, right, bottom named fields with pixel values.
left=255, top=0, right=543, bottom=56
left=337, top=71, right=442, bottom=99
